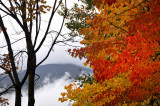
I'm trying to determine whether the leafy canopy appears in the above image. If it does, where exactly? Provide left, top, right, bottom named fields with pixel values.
left=59, top=0, right=160, bottom=105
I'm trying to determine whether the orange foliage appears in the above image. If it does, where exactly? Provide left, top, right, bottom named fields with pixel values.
left=0, top=97, right=9, bottom=106
left=59, top=0, right=160, bottom=105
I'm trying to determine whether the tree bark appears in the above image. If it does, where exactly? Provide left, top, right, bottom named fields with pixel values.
left=24, top=29, right=36, bottom=106
left=28, top=53, right=36, bottom=106
left=15, top=86, right=21, bottom=106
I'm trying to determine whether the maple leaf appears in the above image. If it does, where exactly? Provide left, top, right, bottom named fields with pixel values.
left=60, top=0, right=160, bottom=105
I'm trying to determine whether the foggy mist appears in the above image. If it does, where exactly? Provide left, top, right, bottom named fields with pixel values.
left=3, top=72, right=73, bottom=106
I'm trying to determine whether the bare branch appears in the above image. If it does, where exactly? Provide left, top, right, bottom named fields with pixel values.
left=20, top=70, right=28, bottom=87
left=58, top=42, right=82, bottom=48
left=0, top=75, right=8, bottom=82
left=106, top=20, right=128, bottom=33
left=0, top=85, right=14, bottom=96
left=35, top=0, right=62, bottom=52
left=0, top=0, right=24, bottom=30
left=14, top=51, right=28, bottom=58
left=34, top=74, right=40, bottom=85
left=33, top=0, right=40, bottom=48
left=36, top=0, right=67, bottom=67
left=0, top=15, right=20, bottom=84
left=0, top=37, right=25, bottom=48
left=0, top=67, right=15, bottom=86
left=0, top=8, right=11, bottom=16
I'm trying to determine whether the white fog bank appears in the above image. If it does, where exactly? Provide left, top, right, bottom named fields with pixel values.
left=3, top=73, right=73, bottom=106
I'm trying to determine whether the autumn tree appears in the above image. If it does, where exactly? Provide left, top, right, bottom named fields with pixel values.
left=59, top=0, right=160, bottom=105
left=0, top=0, right=75, bottom=106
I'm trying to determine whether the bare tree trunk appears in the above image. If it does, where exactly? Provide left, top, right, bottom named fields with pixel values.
left=25, top=29, right=36, bottom=106
left=28, top=54, right=36, bottom=106
left=15, top=86, right=21, bottom=106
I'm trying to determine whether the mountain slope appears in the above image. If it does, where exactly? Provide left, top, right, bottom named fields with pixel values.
left=0, top=64, right=93, bottom=90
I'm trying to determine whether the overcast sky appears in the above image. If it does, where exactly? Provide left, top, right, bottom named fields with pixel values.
left=0, top=0, right=87, bottom=68
left=37, top=0, right=86, bottom=67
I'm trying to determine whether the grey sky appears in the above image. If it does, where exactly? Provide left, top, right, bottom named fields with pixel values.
left=36, top=0, right=86, bottom=67
left=0, top=0, right=86, bottom=69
